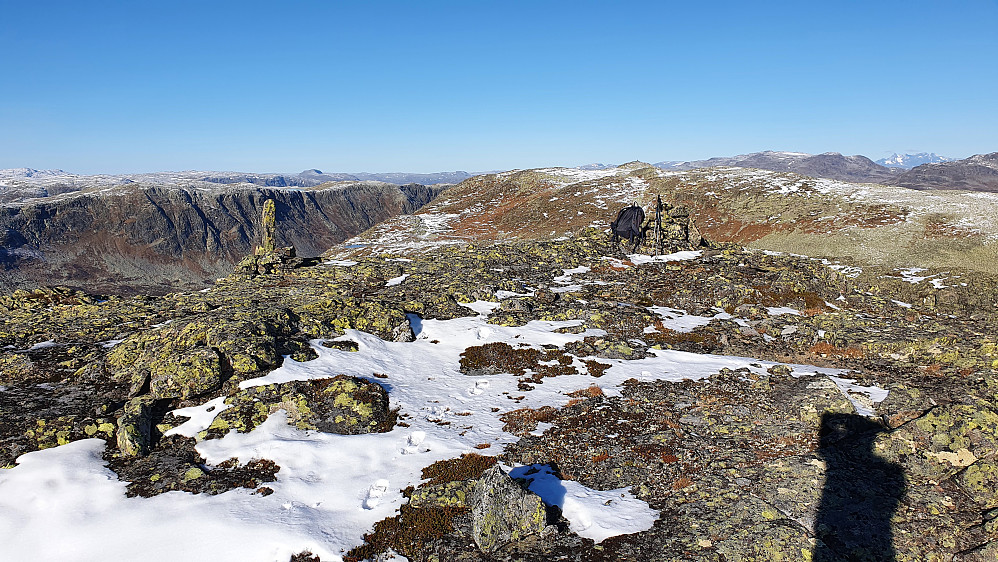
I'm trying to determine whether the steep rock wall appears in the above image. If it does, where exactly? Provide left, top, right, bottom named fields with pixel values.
left=0, top=182, right=444, bottom=294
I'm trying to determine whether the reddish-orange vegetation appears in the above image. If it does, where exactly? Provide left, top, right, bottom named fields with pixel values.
left=567, top=385, right=605, bottom=398
left=631, top=443, right=679, bottom=463
left=566, top=386, right=604, bottom=407
left=591, top=452, right=610, bottom=463
left=673, top=477, right=694, bottom=490
left=924, top=219, right=980, bottom=239
left=500, top=406, right=558, bottom=435
left=752, top=285, right=831, bottom=312
left=583, top=360, right=612, bottom=378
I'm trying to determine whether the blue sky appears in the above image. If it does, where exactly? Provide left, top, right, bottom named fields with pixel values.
left=2, top=0, right=996, bottom=174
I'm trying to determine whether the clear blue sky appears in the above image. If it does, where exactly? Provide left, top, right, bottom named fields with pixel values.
left=2, top=0, right=996, bottom=174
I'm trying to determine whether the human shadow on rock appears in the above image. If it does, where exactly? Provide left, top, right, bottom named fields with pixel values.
left=813, top=413, right=906, bottom=562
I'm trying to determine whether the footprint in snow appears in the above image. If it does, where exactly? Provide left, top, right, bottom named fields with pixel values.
left=402, top=430, right=426, bottom=455
left=468, top=379, right=490, bottom=396
left=363, top=479, right=390, bottom=509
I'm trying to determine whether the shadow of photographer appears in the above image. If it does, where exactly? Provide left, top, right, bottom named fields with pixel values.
left=813, top=413, right=906, bottom=561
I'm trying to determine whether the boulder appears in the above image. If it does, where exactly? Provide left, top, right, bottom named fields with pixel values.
left=148, top=347, right=223, bottom=400
left=204, top=375, right=393, bottom=438
left=471, top=465, right=548, bottom=553
left=116, top=395, right=158, bottom=457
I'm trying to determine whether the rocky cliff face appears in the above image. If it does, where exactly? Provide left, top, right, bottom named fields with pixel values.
left=0, top=181, right=445, bottom=294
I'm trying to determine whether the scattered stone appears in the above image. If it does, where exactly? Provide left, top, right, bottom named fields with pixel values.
left=321, top=340, right=360, bottom=352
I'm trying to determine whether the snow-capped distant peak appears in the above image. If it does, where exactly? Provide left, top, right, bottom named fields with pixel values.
left=876, top=153, right=953, bottom=169
left=0, top=168, right=67, bottom=179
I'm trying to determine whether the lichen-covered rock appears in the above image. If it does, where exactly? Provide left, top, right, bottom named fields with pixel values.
left=295, top=297, right=414, bottom=342
left=957, top=540, right=998, bottom=562
left=958, top=458, right=998, bottom=509
left=116, top=395, right=158, bottom=457
left=0, top=354, right=35, bottom=385
left=204, top=375, right=393, bottom=438
left=409, top=480, right=476, bottom=508
left=148, top=347, right=223, bottom=400
left=107, top=306, right=298, bottom=399
left=107, top=434, right=280, bottom=497
left=470, top=465, right=548, bottom=553
left=875, top=403, right=998, bottom=484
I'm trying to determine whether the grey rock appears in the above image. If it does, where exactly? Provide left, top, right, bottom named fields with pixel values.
left=116, top=395, right=158, bottom=457
left=471, top=465, right=548, bottom=553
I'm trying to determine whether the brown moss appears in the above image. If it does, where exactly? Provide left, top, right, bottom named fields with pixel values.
left=584, top=360, right=612, bottom=377
left=673, top=477, right=694, bottom=490
left=421, top=453, right=497, bottom=485
left=459, top=342, right=540, bottom=376
left=645, top=325, right=720, bottom=352
left=632, top=443, right=678, bottom=463
left=343, top=503, right=468, bottom=562
left=500, top=406, right=558, bottom=436
left=751, top=285, right=832, bottom=313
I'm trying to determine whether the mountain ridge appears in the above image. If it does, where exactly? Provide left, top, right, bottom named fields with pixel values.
left=888, top=152, right=998, bottom=191
left=876, top=152, right=954, bottom=169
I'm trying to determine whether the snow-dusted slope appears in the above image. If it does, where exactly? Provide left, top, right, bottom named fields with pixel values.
left=331, top=161, right=998, bottom=275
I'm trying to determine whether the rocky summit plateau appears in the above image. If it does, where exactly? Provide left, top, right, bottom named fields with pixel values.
left=2, top=161, right=998, bottom=561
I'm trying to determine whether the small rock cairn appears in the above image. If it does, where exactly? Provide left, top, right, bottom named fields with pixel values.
left=235, top=199, right=304, bottom=275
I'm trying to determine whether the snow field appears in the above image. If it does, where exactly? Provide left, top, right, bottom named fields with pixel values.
left=0, top=291, right=887, bottom=561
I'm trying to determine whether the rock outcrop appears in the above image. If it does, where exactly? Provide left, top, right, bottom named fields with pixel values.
left=204, top=376, right=394, bottom=439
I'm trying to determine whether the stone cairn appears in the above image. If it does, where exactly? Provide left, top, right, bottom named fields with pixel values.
left=235, top=199, right=308, bottom=275
left=621, top=194, right=706, bottom=254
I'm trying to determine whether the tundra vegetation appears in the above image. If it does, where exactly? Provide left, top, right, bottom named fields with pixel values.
left=2, top=163, right=998, bottom=560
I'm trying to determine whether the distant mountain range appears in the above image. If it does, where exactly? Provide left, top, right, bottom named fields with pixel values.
left=889, top=152, right=998, bottom=191
left=654, top=151, right=900, bottom=184
left=876, top=152, right=954, bottom=169
left=0, top=168, right=474, bottom=204
left=648, top=151, right=998, bottom=191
